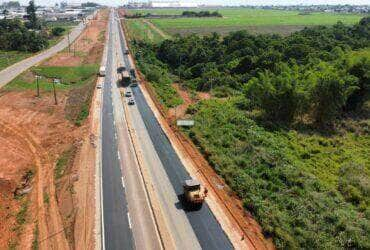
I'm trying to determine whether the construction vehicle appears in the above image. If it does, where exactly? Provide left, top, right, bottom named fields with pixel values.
left=182, top=179, right=207, bottom=206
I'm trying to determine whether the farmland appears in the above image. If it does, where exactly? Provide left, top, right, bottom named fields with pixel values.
left=125, top=19, right=167, bottom=44
left=126, top=8, right=365, bottom=36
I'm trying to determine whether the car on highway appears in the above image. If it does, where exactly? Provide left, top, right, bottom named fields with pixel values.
left=128, top=98, right=135, bottom=105
left=99, top=66, right=106, bottom=76
left=125, top=91, right=132, bottom=97
left=96, top=84, right=102, bottom=89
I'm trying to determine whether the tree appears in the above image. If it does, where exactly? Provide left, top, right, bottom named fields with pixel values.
left=244, top=64, right=308, bottom=123
left=310, top=62, right=358, bottom=126
left=2, top=9, right=9, bottom=19
left=346, top=57, right=370, bottom=110
left=26, top=0, right=38, bottom=29
left=51, top=26, right=65, bottom=36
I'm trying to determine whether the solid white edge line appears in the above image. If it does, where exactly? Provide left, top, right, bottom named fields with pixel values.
left=101, top=8, right=115, bottom=250
left=127, top=212, right=132, bottom=229
left=121, top=176, right=125, bottom=188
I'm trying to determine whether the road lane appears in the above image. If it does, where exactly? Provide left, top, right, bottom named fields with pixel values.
left=110, top=13, right=162, bottom=250
left=101, top=11, right=134, bottom=250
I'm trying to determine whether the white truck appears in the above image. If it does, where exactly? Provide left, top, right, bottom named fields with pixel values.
left=99, top=66, right=106, bottom=77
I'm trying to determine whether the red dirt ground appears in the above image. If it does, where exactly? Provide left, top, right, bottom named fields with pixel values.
left=0, top=9, right=108, bottom=250
left=44, top=10, right=108, bottom=67
left=0, top=90, right=85, bottom=249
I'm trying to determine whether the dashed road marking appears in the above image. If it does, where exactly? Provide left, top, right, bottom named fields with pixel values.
left=121, top=177, right=125, bottom=188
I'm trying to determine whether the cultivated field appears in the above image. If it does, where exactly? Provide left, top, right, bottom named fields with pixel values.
left=127, top=8, right=365, bottom=36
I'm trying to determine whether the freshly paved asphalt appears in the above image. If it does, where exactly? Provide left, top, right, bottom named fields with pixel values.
left=101, top=12, right=134, bottom=250
left=117, top=13, right=233, bottom=250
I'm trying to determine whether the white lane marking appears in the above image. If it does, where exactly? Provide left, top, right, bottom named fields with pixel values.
left=121, top=177, right=125, bottom=188
left=127, top=212, right=132, bottom=229
left=117, top=151, right=121, bottom=160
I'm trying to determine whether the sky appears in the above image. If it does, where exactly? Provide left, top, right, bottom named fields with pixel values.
left=1, top=0, right=369, bottom=7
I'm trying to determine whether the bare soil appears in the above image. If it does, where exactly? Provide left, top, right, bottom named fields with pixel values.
left=44, top=9, right=109, bottom=67
left=0, top=9, right=108, bottom=250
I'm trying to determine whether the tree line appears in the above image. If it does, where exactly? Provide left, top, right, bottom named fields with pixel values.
left=134, top=17, right=369, bottom=128
left=181, top=10, right=222, bottom=18
left=0, top=1, right=67, bottom=52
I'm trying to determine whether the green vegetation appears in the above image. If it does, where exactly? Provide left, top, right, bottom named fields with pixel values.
left=51, top=26, right=66, bottom=37
left=55, top=146, right=76, bottom=180
left=43, top=192, right=50, bottom=205
left=181, top=10, right=222, bottom=18
left=129, top=8, right=365, bottom=36
left=0, top=50, right=31, bottom=71
left=132, top=17, right=370, bottom=248
left=16, top=199, right=28, bottom=225
left=125, top=19, right=167, bottom=43
left=0, top=19, right=48, bottom=52
left=5, top=64, right=98, bottom=91
left=132, top=41, right=182, bottom=108
left=32, top=226, right=39, bottom=250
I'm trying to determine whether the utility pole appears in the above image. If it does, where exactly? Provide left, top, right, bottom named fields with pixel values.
left=52, top=78, right=59, bottom=105
left=35, top=75, right=40, bottom=97
left=67, top=32, right=71, bottom=53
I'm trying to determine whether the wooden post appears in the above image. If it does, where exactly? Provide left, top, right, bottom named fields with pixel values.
left=36, top=75, right=40, bottom=97
left=68, top=32, right=71, bottom=53
left=52, top=79, right=58, bottom=105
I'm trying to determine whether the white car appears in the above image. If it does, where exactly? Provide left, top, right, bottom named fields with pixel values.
left=128, top=98, right=135, bottom=105
left=99, top=66, right=106, bottom=76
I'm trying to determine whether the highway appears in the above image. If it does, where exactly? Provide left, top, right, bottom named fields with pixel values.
left=0, top=19, right=86, bottom=88
left=116, top=9, right=234, bottom=250
left=100, top=10, right=162, bottom=250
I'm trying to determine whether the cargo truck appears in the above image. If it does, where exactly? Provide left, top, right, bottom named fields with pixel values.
left=182, top=179, right=207, bottom=207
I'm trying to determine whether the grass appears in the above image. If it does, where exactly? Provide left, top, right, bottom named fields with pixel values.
left=15, top=199, right=28, bottom=226
left=4, top=64, right=98, bottom=91
left=186, top=98, right=369, bottom=248
left=48, top=25, right=74, bottom=48
left=32, top=226, right=39, bottom=250
left=0, top=24, right=75, bottom=71
left=0, top=51, right=32, bottom=71
left=125, top=19, right=167, bottom=43
left=128, top=8, right=365, bottom=35
left=55, top=146, right=76, bottom=180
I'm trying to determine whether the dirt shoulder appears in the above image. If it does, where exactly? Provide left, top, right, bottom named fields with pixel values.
left=0, top=9, right=108, bottom=250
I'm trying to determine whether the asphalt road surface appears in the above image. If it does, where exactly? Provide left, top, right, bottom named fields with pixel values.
left=117, top=10, right=233, bottom=250
left=101, top=11, right=134, bottom=250
left=0, top=20, right=86, bottom=88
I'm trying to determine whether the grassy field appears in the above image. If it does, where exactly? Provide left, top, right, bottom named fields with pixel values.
left=127, top=8, right=365, bottom=36
left=125, top=19, right=166, bottom=43
left=0, top=51, right=32, bottom=71
left=4, top=65, right=98, bottom=91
